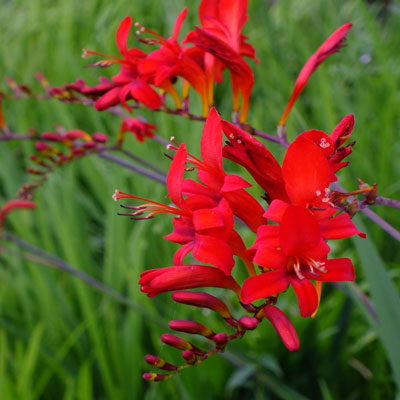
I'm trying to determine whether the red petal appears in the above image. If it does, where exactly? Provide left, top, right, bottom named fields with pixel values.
left=298, top=129, right=334, bottom=157
left=167, top=144, right=186, bottom=209
left=280, top=205, right=321, bottom=256
left=130, top=80, right=162, bottom=109
left=220, top=174, right=251, bottom=192
left=263, top=305, right=300, bottom=351
left=241, top=269, right=290, bottom=304
left=172, top=8, right=188, bottom=41
left=116, top=16, right=132, bottom=56
left=192, top=234, right=235, bottom=275
left=291, top=277, right=319, bottom=317
left=316, top=258, right=355, bottom=281
left=94, top=86, right=121, bottom=111
left=264, top=200, right=288, bottom=222
left=223, top=189, right=266, bottom=233
left=282, top=136, right=330, bottom=206
left=253, top=224, right=280, bottom=248
left=173, top=242, right=194, bottom=265
left=219, top=0, right=247, bottom=47
left=164, top=216, right=194, bottom=244
left=253, top=246, right=287, bottom=270
left=319, top=213, right=366, bottom=239
left=192, top=208, right=225, bottom=231
left=201, top=108, right=224, bottom=178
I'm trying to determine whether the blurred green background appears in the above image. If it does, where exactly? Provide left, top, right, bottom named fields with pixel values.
left=1, top=0, right=400, bottom=398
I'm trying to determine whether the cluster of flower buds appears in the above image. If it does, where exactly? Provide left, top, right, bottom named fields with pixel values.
left=113, top=106, right=369, bottom=380
left=27, top=129, right=108, bottom=176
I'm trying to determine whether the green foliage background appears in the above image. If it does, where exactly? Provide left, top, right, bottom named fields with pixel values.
left=1, top=0, right=400, bottom=398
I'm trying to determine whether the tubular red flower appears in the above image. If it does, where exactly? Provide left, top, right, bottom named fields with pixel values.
left=242, top=205, right=356, bottom=317
left=279, top=23, right=352, bottom=126
left=139, top=265, right=241, bottom=297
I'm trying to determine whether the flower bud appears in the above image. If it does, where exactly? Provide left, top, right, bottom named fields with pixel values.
left=169, top=320, right=214, bottom=338
left=161, top=334, right=205, bottom=356
left=145, top=354, right=177, bottom=371
left=171, top=291, right=233, bottom=319
left=263, top=305, right=300, bottom=352
left=41, top=132, right=63, bottom=142
left=181, top=350, right=197, bottom=364
left=92, top=132, right=108, bottom=143
left=238, top=316, right=259, bottom=331
left=213, top=332, right=228, bottom=350
left=142, top=372, right=171, bottom=382
left=65, top=130, right=87, bottom=140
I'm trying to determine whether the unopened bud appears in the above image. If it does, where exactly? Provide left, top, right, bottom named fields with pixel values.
left=169, top=320, right=214, bottom=338
left=161, top=334, right=205, bottom=356
left=181, top=350, right=197, bottom=364
left=238, top=316, right=259, bottom=331
left=92, top=132, right=108, bottom=143
left=83, top=141, right=97, bottom=148
left=263, top=305, right=300, bottom=352
left=145, top=354, right=177, bottom=371
left=171, top=291, right=233, bottom=319
left=142, top=372, right=171, bottom=382
left=41, top=132, right=63, bottom=142
left=34, top=142, right=52, bottom=152
left=161, top=333, right=192, bottom=351
left=64, top=130, right=87, bottom=140
left=213, top=332, right=228, bottom=350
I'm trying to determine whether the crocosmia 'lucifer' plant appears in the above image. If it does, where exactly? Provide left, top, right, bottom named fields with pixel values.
left=5, top=0, right=392, bottom=386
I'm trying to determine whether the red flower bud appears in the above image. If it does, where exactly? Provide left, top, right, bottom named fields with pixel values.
left=263, top=305, right=300, bottom=352
left=64, top=130, right=87, bottom=140
left=171, top=291, right=233, bottom=319
left=41, top=132, right=63, bottom=142
left=161, top=334, right=204, bottom=356
left=145, top=355, right=177, bottom=371
left=181, top=350, right=197, bottom=364
left=213, top=332, right=228, bottom=350
left=83, top=141, right=97, bottom=148
left=238, top=316, right=259, bottom=331
left=92, top=132, right=108, bottom=142
left=142, top=372, right=171, bottom=382
left=169, top=320, right=214, bottom=338
left=34, top=142, right=52, bottom=152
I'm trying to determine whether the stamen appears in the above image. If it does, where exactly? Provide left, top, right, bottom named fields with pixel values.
left=293, top=258, right=305, bottom=280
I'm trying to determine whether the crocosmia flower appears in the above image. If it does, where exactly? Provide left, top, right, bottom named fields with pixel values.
left=242, top=205, right=355, bottom=317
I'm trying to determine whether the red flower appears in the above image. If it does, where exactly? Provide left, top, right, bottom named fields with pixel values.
left=279, top=23, right=352, bottom=126
left=113, top=142, right=247, bottom=275
left=184, top=0, right=258, bottom=122
left=241, top=205, right=355, bottom=317
left=83, top=17, right=162, bottom=112
left=139, top=265, right=241, bottom=297
left=138, top=9, right=210, bottom=115
left=118, top=117, right=156, bottom=143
